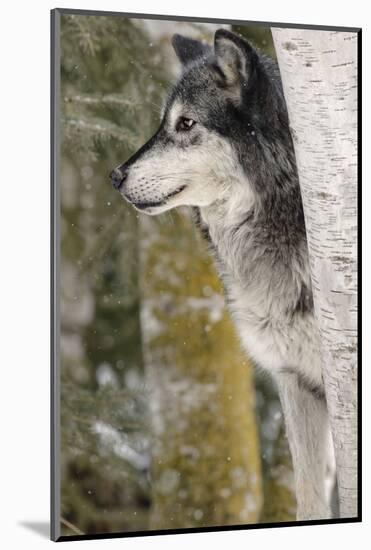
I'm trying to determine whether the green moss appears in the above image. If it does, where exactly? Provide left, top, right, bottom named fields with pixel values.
left=140, top=212, right=263, bottom=529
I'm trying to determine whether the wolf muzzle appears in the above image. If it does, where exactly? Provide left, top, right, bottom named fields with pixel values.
left=109, top=166, right=127, bottom=191
left=109, top=127, right=164, bottom=193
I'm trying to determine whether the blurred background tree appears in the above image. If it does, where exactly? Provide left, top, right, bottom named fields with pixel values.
left=140, top=213, right=262, bottom=529
left=59, top=13, right=295, bottom=537
left=60, top=14, right=167, bottom=535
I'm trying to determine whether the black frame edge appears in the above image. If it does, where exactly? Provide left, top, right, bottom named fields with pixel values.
left=56, top=517, right=361, bottom=543
left=356, top=27, right=362, bottom=522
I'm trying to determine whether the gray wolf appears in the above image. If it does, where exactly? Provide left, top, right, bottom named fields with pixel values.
left=110, top=29, right=335, bottom=521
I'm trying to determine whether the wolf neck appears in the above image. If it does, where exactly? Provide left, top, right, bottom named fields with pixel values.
left=199, top=190, right=255, bottom=277
left=198, top=177, right=309, bottom=316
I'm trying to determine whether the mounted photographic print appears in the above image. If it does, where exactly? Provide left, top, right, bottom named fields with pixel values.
left=51, top=8, right=361, bottom=542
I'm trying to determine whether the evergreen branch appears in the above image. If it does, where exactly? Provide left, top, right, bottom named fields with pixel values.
left=75, top=213, right=125, bottom=276
left=60, top=516, right=85, bottom=536
left=64, top=94, right=140, bottom=110
left=62, top=116, right=136, bottom=145
left=67, top=15, right=99, bottom=56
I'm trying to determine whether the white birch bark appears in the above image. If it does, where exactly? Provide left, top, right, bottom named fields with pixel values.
left=271, top=28, right=358, bottom=518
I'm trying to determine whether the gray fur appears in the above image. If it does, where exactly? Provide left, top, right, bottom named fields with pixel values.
left=110, top=29, right=335, bottom=520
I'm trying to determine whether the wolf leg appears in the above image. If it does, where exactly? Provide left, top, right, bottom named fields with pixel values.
left=275, top=370, right=332, bottom=520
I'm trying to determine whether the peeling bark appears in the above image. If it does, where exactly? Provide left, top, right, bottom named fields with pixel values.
left=272, top=28, right=358, bottom=518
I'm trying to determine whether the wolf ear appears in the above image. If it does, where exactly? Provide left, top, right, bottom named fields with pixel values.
left=214, top=29, right=256, bottom=87
left=172, top=34, right=211, bottom=65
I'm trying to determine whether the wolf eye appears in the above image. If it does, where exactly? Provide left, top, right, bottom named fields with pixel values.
left=176, top=117, right=196, bottom=132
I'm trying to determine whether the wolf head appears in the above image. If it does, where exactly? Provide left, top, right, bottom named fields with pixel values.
left=110, top=29, right=296, bottom=216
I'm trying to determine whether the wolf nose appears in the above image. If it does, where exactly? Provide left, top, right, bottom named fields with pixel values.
left=109, top=167, right=127, bottom=191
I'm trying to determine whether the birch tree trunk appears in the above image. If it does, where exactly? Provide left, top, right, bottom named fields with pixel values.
left=272, top=28, right=358, bottom=518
